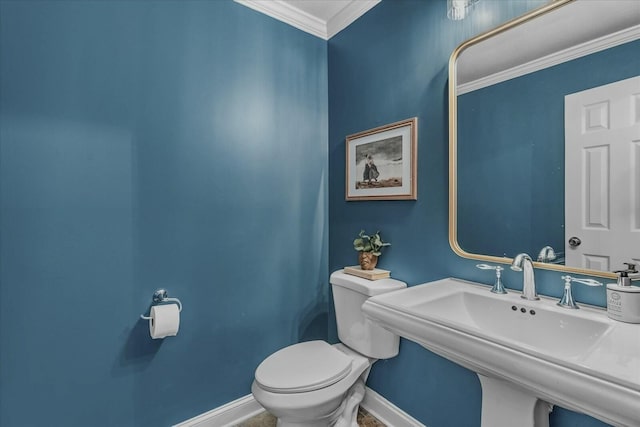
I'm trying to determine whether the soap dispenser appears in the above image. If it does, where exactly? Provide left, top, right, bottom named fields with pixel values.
left=606, top=263, right=640, bottom=323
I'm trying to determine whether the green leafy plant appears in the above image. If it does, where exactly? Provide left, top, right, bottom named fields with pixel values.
left=353, top=230, right=390, bottom=256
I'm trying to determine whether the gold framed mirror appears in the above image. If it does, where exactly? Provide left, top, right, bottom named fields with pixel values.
left=449, top=0, right=640, bottom=279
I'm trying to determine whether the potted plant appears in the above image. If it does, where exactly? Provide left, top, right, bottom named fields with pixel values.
left=353, top=230, right=390, bottom=270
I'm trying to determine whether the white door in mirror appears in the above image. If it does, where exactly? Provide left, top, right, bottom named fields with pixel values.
left=564, top=75, right=640, bottom=272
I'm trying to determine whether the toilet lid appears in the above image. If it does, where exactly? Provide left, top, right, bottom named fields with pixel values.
left=255, top=341, right=353, bottom=393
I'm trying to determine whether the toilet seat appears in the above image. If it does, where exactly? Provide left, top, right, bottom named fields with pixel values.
left=255, top=341, right=353, bottom=393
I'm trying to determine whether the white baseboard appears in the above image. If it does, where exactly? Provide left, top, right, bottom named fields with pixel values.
left=361, top=387, right=426, bottom=427
left=173, top=394, right=264, bottom=427
left=174, top=387, right=425, bottom=427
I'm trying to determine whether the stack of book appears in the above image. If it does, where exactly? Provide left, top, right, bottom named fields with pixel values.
left=344, top=266, right=391, bottom=281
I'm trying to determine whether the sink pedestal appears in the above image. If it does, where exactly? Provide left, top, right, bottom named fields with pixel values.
left=478, top=375, right=553, bottom=427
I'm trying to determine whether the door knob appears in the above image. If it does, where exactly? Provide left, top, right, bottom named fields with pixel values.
left=568, top=237, right=581, bottom=247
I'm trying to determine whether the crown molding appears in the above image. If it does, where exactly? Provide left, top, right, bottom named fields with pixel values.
left=327, top=0, right=381, bottom=39
left=458, top=24, right=640, bottom=95
left=234, top=0, right=380, bottom=40
left=235, top=0, right=327, bottom=39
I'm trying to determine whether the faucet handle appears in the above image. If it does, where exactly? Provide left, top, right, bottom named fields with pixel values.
left=476, top=264, right=507, bottom=294
left=557, top=275, right=603, bottom=309
left=476, top=263, right=502, bottom=271
left=562, top=275, right=603, bottom=287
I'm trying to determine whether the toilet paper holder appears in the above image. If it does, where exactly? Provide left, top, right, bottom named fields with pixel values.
left=140, top=289, right=183, bottom=320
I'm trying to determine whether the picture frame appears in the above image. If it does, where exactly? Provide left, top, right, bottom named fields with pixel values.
left=345, top=117, right=417, bottom=201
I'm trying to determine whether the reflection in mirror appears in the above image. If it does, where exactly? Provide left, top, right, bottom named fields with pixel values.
left=451, top=0, right=640, bottom=277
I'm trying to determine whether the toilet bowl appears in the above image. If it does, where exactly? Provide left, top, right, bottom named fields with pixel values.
left=252, top=342, right=372, bottom=427
left=251, top=271, right=407, bottom=427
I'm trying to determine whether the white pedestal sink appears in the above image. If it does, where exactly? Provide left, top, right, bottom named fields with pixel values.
left=361, top=278, right=640, bottom=427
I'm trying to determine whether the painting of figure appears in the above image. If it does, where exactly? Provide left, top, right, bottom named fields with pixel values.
left=355, top=136, right=403, bottom=189
left=346, top=117, right=417, bottom=201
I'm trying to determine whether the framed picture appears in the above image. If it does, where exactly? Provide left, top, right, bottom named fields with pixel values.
left=346, top=117, right=417, bottom=201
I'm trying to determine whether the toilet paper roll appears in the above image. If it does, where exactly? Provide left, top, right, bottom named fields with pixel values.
left=149, top=304, right=180, bottom=339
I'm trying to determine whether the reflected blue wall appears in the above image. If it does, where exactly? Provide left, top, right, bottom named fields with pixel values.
left=458, top=39, right=640, bottom=259
left=328, top=1, right=612, bottom=426
left=0, top=1, right=327, bottom=425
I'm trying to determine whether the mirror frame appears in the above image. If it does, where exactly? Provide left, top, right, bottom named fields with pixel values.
left=448, top=0, right=616, bottom=280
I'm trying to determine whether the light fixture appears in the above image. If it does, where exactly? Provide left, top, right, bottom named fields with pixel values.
left=447, top=0, right=480, bottom=20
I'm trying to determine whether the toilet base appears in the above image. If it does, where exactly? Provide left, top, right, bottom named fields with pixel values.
left=273, top=377, right=366, bottom=427
left=332, top=377, right=366, bottom=427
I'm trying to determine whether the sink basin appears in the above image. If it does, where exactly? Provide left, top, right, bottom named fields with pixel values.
left=407, top=289, right=611, bottom=359
left=362, top=278, right=640, bottom=427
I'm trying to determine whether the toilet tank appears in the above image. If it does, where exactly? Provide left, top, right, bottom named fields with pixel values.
left=330, top=270, right=407, bottom=359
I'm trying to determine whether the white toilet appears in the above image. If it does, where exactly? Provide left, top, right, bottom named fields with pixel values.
left=251, top=270, right=407, bottom=427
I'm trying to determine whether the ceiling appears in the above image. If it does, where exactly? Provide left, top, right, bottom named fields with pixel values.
left=234, top=0, right=381, bottom=40
left=457, top=0, right=640, bottom=93
left=237, top=0, right=639, bottom=87
left=287, top=0, right=355, bottom=22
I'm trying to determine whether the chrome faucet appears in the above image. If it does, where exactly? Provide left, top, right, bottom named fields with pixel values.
left=537, top=245, right=557, bottom=263
left=511, top=253, right=539, bottom=300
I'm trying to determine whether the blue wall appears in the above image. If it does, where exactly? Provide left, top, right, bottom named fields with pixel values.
left=458, top=39, right=640, bottom=259
left=329, top=1, right=612, bottom=426
left=0, top=0, right=623, bottom=426
left=0, top=1, right=327, bottom=425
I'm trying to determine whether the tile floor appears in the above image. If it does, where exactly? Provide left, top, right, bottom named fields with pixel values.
left=235, top=407, right=386, bottom=427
